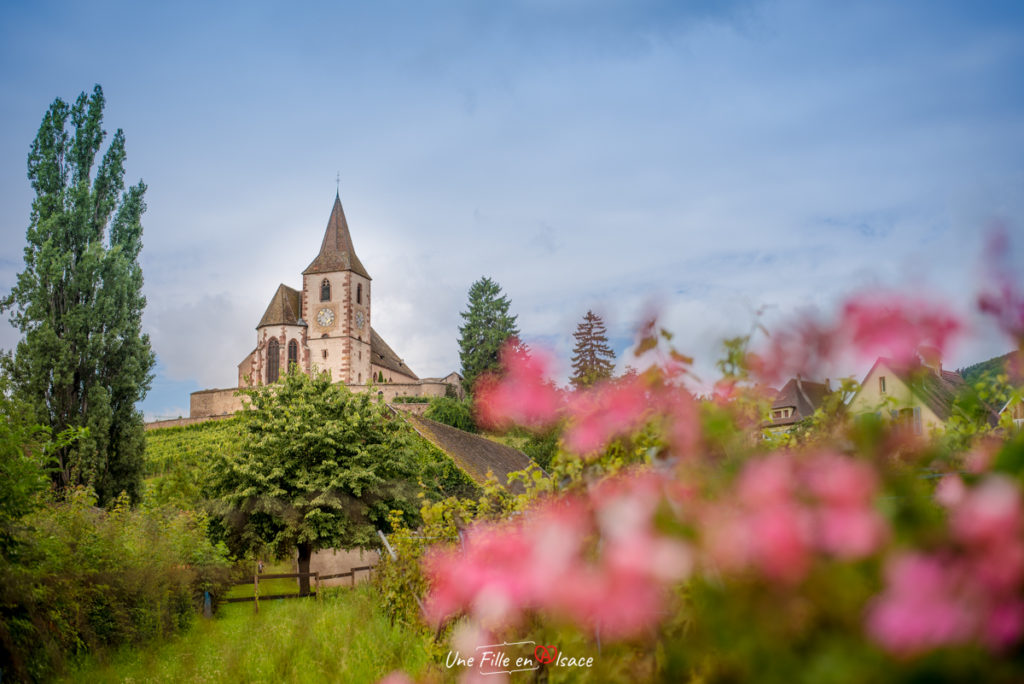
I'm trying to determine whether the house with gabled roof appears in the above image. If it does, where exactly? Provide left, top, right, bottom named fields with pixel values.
left=762, top=377, right=834, bottom=433
left=848, top=356, right=967, bottom=434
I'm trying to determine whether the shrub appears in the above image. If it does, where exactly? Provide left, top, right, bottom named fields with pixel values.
left=423, top=397, right=477, bottom=433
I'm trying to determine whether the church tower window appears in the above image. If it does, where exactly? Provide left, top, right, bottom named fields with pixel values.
left=357, top=283, right=362, bottom=304
left=287, top=339, right=298, bottom=369
left=267, top=338, right=280, bottom=383
left=320, top=279, right=331, bottom=302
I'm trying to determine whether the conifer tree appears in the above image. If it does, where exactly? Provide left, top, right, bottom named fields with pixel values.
left=1, top=85, right=155, bottom=504
left=458, top=277, right=520, bottom=391
left=570, top=310, right=616, bottom=389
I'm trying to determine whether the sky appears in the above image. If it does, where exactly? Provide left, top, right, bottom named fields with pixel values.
left=1, top=0, right=1023, bottom=420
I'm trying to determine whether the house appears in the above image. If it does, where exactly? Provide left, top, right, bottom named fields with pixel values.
left=761, top=377, right=833, bottom=433
left=848, top=356, right=966, bottom=434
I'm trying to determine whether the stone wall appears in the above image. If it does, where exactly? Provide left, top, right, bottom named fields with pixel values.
left=295, top=547, right=381, bottom=587
left=190, top=387, right=248, bottom=418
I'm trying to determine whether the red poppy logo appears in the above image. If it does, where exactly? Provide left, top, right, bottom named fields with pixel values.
left=534, top=644, right=558, bottom=664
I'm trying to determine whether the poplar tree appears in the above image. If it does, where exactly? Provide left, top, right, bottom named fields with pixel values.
left=1, top=85, right=155, bottom=504
left=458, top=277, right=520, bottom=391
left=570, top=310, right=616, bottom=389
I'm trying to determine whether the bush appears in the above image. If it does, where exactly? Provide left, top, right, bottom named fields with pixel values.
left=0, top=489, right=231, bottom=681
left=424, top=397, right=477, bottom=433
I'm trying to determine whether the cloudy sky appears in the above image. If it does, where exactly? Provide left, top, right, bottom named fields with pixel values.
left=1, top=0, right=1023, bottom=419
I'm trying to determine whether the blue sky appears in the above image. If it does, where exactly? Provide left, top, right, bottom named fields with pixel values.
left=1, top=0, right=1023, bottom=419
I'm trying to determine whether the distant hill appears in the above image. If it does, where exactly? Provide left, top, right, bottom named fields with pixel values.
left=958, top=351, right=1021, bottom=385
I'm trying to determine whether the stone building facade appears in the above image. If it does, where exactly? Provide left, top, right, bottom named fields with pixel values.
left=189, top=194, right=461, bottom=419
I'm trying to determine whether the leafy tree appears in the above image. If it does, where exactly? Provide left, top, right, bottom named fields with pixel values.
left=1, top=85, right=154, bottom=504
left=570, top=310, right=616, bottom=389
left=458, top=277, right=520, bottom=391
left=214, top=370, right=424, bottom=595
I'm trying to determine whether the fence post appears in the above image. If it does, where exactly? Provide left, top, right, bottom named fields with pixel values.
left=254, top=574, right=260, bottom=614
left=315, top=572, right=321, bottom=601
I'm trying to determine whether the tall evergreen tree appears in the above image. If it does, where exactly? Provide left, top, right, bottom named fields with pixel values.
left=1, top=85, right=154, bottom=504
left=458, top=277, right=520, bottom=391
left=570, top=310, right=616, bottom=389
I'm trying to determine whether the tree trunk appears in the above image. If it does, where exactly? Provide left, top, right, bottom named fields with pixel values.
left=297, top=542, right=312, bottom=596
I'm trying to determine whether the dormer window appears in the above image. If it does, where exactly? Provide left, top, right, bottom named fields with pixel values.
left=320, top=279, right=331, bottom=302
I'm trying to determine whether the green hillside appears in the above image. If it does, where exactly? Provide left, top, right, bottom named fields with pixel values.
left=143, top=417, right=244, bottom=508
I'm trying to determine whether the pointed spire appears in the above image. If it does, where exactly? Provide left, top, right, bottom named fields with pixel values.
left=303, top=194, right=371, bottom=278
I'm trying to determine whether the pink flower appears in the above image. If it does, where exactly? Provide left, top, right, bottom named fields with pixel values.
left=816, top=506, right=886, bottom=559
left=564, top=377, right=649, bottom=455
left=803, top=452, right=877, bottom=508
left=840, top=293, right=961, bottom=365
left=951, top=476, right=1022, bottom=548
left=867, top=553, right=973, bottom=656
left=377, top=673, right=416, bottom=684
left=748, top=318, right=838, bottom=386
left=422, top=471, right=692, bottom=640
left=475, top=344, right=562, bottom=431
left=978, top=228, right=1024, bottom=344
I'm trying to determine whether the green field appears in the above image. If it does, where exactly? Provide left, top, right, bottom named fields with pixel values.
left=61, top=584, right=430, bottom=684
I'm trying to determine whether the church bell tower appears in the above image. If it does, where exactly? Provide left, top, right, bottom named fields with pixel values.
left=301, top=193, right=372, bottom=384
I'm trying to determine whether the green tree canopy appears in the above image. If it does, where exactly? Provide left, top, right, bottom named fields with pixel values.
left=1, top=85, right=154, bottom=504
left=213, top=370, right=425, bottom=594
left=570, top=310, right=616, bottom=389
left=458, top=276, right=520, bottom=392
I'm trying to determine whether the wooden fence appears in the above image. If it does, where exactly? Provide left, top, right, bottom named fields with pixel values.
left=222, top=565, right=376, bottom=612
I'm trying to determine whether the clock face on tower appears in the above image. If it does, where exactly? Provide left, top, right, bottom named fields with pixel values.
left=354, top=310, right=365, bottom=330
left=316, top=308, right=335, bottom=327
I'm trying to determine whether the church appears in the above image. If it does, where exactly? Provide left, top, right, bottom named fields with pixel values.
left=189, top=194, right=462, bottom=419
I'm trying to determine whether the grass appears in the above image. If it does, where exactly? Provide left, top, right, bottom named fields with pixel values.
left=60, top=584, right=431, bottom=684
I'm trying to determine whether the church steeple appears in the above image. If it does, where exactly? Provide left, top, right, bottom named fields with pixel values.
left=302, top=194, right=371, bottom=278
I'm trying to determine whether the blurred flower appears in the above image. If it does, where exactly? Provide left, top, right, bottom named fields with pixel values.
left=475, top=344, right=562, bottom=431
left=564, top=377, right=649, bottom=455
left=841, top=294, right=961, bottom=365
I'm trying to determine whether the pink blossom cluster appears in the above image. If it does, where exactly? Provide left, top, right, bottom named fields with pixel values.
left=422, top=471, right=693, bottom=639
left=701, top=451, right=887, bottom=583
left=474, top=345, right=563, bottom=431
left=750, top=293, right=963, bottom=384
left=477, top=342, right=701, bottom=458
left=867, top=475, right=1024, bottom=655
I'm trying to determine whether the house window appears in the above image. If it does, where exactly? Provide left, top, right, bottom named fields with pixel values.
left=357, top=283, right=362, bottom=304
left=879, top=376, right=886, bottom=394
left=287, top=340, right=298, bottom=370
left=320, top=279, right=331, bottom=301
left=267, top=339, right=280, bottom=383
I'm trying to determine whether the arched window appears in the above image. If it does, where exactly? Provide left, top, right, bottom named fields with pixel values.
left=320, top=279, right=331, bottom=302
left=287, top=339, right=298, bottom=370
left=267, top=338, right=280, bottom=383
left=356, top=283, right=362, bottom=304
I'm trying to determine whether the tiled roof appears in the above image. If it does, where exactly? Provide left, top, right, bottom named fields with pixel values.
left=404, top=414, right=534, bottom=492
left=303, top=194, right=371, bottom=278
left=772, top=378, right=831, bottom=417
left=257, top=284, right=303, bottom=328
left=370, top=327, right=419, bottom=381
